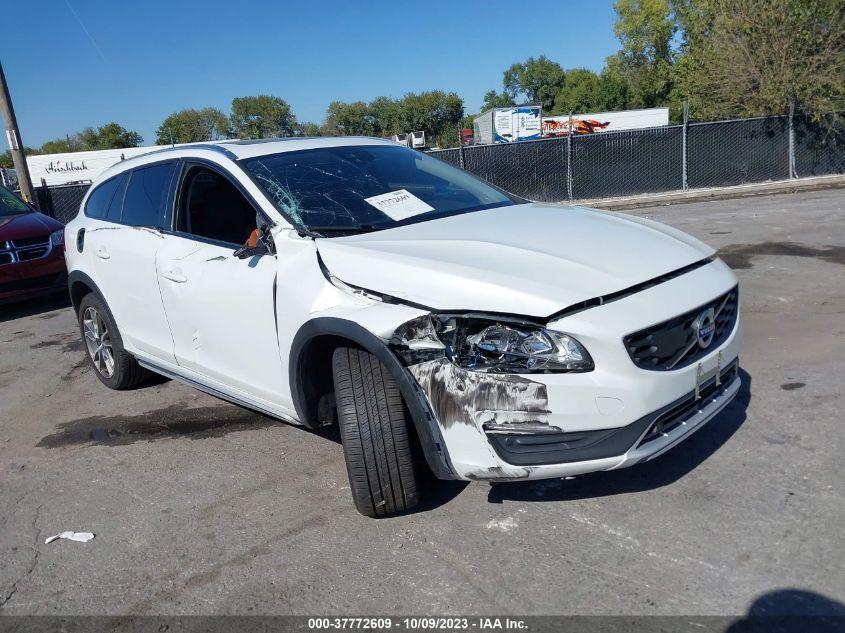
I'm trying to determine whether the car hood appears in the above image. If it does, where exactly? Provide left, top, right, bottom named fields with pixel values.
left=315, top=203, right=715, bottom=318
left=0, top=212, right=62, bottom=240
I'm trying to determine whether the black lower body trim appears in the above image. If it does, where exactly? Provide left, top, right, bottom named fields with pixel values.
left=487, top=361, right=739, bottom=466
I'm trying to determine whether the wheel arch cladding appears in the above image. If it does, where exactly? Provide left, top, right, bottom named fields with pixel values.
left=289, top=317, right=457, bottom=480
left=68, top=270, right=105, bottom=316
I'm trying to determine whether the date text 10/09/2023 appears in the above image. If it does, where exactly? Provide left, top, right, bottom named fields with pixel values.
left=308, top=618, right=529, bottom=631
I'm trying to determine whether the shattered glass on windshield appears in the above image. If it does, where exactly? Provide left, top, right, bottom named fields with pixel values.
left=242, top=144, right=516, bottom=235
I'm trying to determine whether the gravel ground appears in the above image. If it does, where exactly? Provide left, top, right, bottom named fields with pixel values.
left=1, top=189, right=843, bottom=617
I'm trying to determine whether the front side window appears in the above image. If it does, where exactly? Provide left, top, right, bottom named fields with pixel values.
left=121, top=162, right=176, bottom=228
left=175, top=165, right=259, bottom=246
left=0, top=186, right=32, bottom=217
left=242, top=144, right=517, bottom=235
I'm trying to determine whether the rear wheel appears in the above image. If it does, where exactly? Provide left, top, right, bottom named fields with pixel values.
left=332, top=347, right=420, bottom=517
left=77, top=293, right=149, bottom=390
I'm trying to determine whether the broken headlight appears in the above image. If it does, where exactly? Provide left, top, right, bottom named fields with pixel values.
left=434, top=316, right=593, bottom=374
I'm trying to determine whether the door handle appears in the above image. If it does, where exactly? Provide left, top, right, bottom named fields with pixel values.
left=161, top=269, right=188, bottom=283
left=95, top=246, right=110, bottom=260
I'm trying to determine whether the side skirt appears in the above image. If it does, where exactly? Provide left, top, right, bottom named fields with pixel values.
left=137, top=358, right=300, bottom=425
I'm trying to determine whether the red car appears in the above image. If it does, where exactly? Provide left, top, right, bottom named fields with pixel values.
left=0, top=185, right=67, bottom=304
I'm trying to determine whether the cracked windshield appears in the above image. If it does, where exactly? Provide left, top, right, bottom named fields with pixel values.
left=242, top=144, right=516, bottom=234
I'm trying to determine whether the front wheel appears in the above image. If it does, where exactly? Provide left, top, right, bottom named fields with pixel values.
left=332, top=347, right=420, bottom=517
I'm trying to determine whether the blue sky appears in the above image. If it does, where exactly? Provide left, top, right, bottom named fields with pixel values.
left=1, top=0, right=620, bottom=150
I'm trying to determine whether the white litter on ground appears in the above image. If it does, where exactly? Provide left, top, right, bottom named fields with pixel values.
left=44, top=531, right=95, bottom=544
left=485, top=517, right=518, bottom=533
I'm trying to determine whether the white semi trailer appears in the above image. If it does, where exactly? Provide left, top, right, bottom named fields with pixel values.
left=541, top=107, right=670, bottom=137
left=26, top=144, right=187, bottom=187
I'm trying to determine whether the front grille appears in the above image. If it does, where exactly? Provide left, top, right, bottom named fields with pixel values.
left=624, top=286, right=738, bottom=371
left=0, top=235, right=53, bottom=265
left=17, top=246, right=50, bottom=261
left=638, top=361, right=738, bottom=446
left=12, top=235, right=49, bottom=248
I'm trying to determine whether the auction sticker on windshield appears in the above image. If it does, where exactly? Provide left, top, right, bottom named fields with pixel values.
left=365, top=189, right=435, bottom=221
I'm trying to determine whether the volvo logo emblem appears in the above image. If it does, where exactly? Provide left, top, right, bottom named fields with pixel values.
left=693, top=307, right=716, bottom=349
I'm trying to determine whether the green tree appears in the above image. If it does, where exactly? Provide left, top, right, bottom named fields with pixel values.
left=230, top=95, right=296, bottom=139
left=0, top=147, right=40, bottom=168
left=595, top=67, right=631, bottom=112
left=323, top=101, right=373, bottom=136
left=399, top=91, right=464, bottom=148
left=294, top=121, right=323, bottom=137
left=607, top=0, right=676, bottom=108
left=79, top=122, right=143, bottom=149
left=481, top=90, right=515, bottom=111
left=40, top=137, right=82, bottom=154
left=502, top=56, right=566, bottom=111
left=155, top=108, right=230, bottom=145
left=368, top=96, right=403, bottom=136
left=39, top=123, right=142, bottom=154
left=672, top=0, right=845, bottom=120
left=322, top=92, right=465, bottom=147
left=552, top=68, right=602, bottom=114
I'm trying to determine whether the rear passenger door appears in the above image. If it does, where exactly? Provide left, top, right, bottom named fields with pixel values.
left=92, top=161, right=178, bottom=363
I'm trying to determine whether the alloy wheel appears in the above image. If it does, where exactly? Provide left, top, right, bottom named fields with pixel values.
left=82, top=306, right=115, bottom=378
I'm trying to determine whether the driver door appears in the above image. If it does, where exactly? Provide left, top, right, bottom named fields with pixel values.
left=156, top=162, right=285, bottom=406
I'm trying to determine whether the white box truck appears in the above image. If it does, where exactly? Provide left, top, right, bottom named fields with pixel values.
left=473, top=106, right=542, bottom=145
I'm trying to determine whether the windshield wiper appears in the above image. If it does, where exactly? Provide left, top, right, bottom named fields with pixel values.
left=308, top=225, right=382, bottom=235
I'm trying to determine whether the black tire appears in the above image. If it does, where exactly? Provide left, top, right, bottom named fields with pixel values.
left=332, top=347, right=420, bottom=517
left=77, top=293, right=149, bottom=390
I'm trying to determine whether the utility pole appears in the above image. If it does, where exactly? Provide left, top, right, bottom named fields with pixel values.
left=682, top=100, right=689, bottom=191
left=0, top=60, right=35, bottom=203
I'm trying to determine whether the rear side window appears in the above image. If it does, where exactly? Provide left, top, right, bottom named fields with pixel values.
left=84, top=176, right=122, bottom=219
left=121, top=162, right=176, bottom=227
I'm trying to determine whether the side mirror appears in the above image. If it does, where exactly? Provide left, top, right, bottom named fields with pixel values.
left=233, top=241, right=269, bottom=259
left=233, top=225, right=275, bottom=260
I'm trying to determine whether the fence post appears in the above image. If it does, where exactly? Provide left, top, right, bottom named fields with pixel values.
left=682, top=100, right=689, bottom=191
left=567, top=111, right=573, bottom=201
left=459, top=144, right=466, bottom=170
left=788, top=97, right=796, bottom=179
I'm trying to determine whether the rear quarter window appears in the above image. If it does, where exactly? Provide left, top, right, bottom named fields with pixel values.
left=106, top=174, right=129, bottom=221
left=84, top=176, right=122, bottom=220
left=121, top=162, right=176, bottom=227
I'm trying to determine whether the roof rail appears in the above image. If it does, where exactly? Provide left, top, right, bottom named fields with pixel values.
left=135, top=143, right=239, bottom=162
left=180, top=144, right=239, bottom=160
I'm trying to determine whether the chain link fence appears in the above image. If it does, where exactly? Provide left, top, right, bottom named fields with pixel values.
left=794, top=114, right=845, bottom=177
left=33, top=183, right=90, bottom=224
left=687, top=116, right=789, bottom=188
left=23, top=111, right=845, bottom=223
left=428, top=111, right=845, bottom=203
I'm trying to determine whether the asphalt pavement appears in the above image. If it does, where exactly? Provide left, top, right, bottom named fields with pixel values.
left=1, top=189, right=843, bottom=617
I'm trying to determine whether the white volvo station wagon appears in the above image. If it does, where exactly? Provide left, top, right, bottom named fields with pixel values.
left=64, top=137, right=741, bottom=517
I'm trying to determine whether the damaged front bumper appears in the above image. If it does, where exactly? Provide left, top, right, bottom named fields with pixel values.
left=400, top=351, right=740, bottom=482
left=387, top=259, right=742, bottom=482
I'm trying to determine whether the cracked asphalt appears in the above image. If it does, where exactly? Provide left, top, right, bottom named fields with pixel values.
left=1, top=189, right=843, bottom=616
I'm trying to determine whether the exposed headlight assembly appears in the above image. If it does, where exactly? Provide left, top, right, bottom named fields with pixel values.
left=434, top=316, right=593, bottom=374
